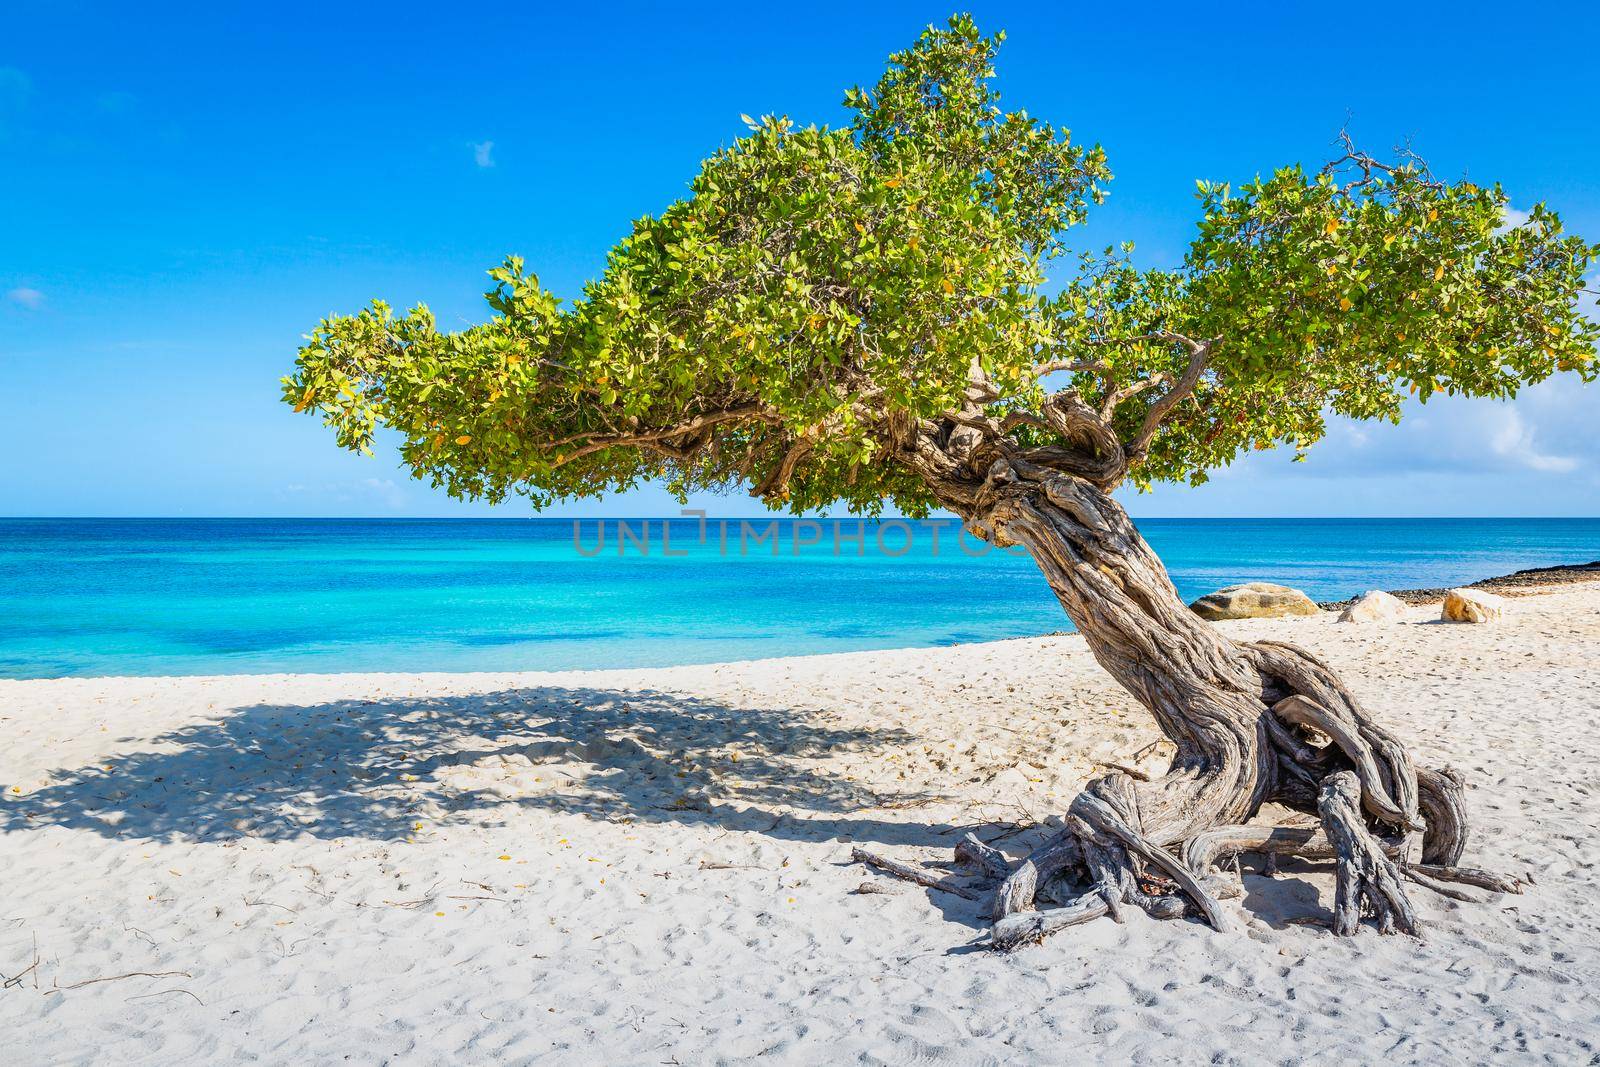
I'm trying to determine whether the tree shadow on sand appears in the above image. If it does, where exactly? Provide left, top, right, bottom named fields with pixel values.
left=0, top=686, right=995, bottom=851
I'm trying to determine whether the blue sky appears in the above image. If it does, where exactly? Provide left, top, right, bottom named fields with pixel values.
left=2, top=1, right=1596, bottom=518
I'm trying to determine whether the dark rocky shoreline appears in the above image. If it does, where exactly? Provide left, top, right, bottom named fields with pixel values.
left=1316, top=559, right=1600, bottom=611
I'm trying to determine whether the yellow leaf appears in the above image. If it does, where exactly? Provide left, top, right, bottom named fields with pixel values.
left=1339, top=297, right=1353, bottom=311
left=1383, top=234, right=1395, bottom=247
left=884, top=177, right=903, bottom=188
left=1433, top=264, right=1445, bottom=281
left=906, top=235, right=920, bottom=251
left=1323, top=219, right=1339, bottom=236
left=941, top=278, right=955, bottom=294
left=498, top=854, right=512, bottom=861
left=1428, top=208, right=1439, bottom=222
left=455, top=435, right=472, bottom=445
left=853, top=221, right=865, bottom=234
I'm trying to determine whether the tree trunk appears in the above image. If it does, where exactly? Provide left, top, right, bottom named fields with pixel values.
left=859, top=458, right=1516, bottom=946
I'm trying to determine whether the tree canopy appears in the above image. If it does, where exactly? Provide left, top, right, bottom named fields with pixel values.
left=285, top=14, right=1599, bottom=516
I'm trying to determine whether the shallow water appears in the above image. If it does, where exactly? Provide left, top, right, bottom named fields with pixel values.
left=1, top=516, right=1595, bottom=678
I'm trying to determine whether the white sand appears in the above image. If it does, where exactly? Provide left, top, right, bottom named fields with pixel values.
left=3, top=584, right=1599, bottom=1064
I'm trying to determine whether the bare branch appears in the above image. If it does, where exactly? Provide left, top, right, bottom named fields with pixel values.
left=1322, top=129, right=1446, bottom=193
left=1098, top=374, right=1170, bottom=421
left=1031, top=358, right=1105, bottom=378
left=543, top=405, right=778, bottom=469
left=1088, top=331, right=1203, bottom=354
left=1033, top=330, right=1202, bottom=384
left=1125, top=341, right=1212, bottom=459
left=752, top=433, right=816, bottom=500
left=999, top=409, right=1050, bottom=434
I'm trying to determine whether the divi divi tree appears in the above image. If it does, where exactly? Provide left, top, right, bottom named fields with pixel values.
left=287, top=17, right=1598, bottom=946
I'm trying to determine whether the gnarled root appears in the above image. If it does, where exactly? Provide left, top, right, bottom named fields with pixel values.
left=1253, top=640, right=1423, bottom=833
left=850, top=846, right=982, bottom=900
left=982, top=775, right=1223, bottom=950
left=1416, top=765, right=1468, bottom=866
left=1404, top=862, right=1524, bottom=902
left=1183, top=820, right=1333, bottom=900
left=991, top=895, right=1111, bottom=949
left=850, top=607, right=1503, bottom=947
left=1319, top=770, right=1419, bottom=936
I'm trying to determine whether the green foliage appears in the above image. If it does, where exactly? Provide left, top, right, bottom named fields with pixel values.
left=1051, top=150, right=1599, bottom=487
left=285, top=15, right=1598, bottom=511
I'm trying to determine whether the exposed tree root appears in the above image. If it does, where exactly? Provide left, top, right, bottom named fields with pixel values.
left=954, top=833, right=1012, bottom=881
left=1409, top=863, right=1523, bottom=893
left=1415, top=766, right=1469, bottom=866
left=991, top=895, right=1109, bottom=950
left=1319, top=770, right=1420, bottom=936
left=850, top=847, right=979, bottom=900
left=990, top=825, right=1081, bottom=921
left=1399, top=865, right=1524, bottom=907
left=1068, top=785, right=1228, bottom=930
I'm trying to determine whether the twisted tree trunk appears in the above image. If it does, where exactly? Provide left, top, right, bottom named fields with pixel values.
left=860, top=453, right=1518, bottom=945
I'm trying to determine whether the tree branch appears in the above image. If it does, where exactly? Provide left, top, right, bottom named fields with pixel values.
left=1031, top=358, right=1105, bottom=378
left=1098, top=374, right=1170, bottom=421
left=752, top=433, right=816, bottom=500
left=1124, top=341, right=1212, bottom=459
left=544, top=405, right=778, bottom=469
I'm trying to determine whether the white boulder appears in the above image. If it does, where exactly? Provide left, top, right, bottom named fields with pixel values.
left=1337, top=590, right=1408, bottom=624
left=1442, top=587, right=1507, bottom=624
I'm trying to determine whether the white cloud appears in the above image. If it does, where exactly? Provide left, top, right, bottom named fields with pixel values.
left=1487, top=407, right=1577, bottom=473
left=1124, top=378, right=1600, bottom=516
left=6, top=287, right=44, bottom=309
left=1498, top=203, right=1531, bottom=232
left=358, top=477, right=409, bottom=508
left=471, top=140, right=495, bottom=168
left=281, top=478, right=408, bottom=509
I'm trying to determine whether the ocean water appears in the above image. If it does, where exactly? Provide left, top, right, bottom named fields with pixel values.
left=0, top=516, right=1594, bottom=679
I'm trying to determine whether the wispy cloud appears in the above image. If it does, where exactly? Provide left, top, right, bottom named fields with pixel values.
left=1256, top=379, right=1594, bottom=483
left=1498, top=203, right=1531, bottom=232
left=281, top=478, right=409, bottom=510
left=471, top=140, right=495, bottom=168
left=5, top=287, right=44, bottom=310
left=1488, top=406, right=1578, bottom=473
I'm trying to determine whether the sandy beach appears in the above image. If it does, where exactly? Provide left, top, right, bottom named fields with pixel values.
left=3, top=581, right=1598, bottom=1064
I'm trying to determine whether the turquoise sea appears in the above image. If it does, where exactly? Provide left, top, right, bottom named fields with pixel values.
left=0, top=517, right=1595, bottom=679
